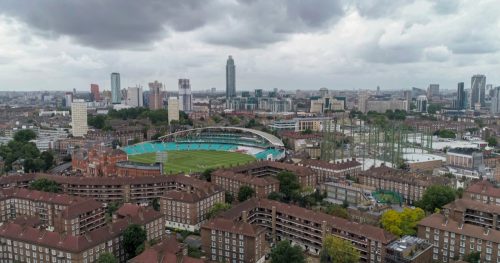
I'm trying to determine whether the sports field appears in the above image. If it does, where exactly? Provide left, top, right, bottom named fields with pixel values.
left=128, top=150, right=256, bottom=174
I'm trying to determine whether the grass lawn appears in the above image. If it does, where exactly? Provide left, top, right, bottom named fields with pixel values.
left=128, top=150, right=256, bottom=174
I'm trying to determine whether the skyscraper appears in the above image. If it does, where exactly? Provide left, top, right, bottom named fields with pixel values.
left=416, top=95, right=428, bottom=113
left=127, top=86, right=143, bottom=107
left=491, top=86, right=500, bottom=116
left=168, top=97, right=180, bottom=123
left=226, top=56, right=236, bottom=98
left=64, top=92, right=73, bottom=108
left=148, top=80, right=163, bottom=110
left=471, top=74, right=486, bottom=109
left=111, top=72, right=121, bottom=104
left=90, top=84, right=100, bottom=102
left=457, top=82, right=466, bottom=110
left=178, top=79, right=192, bottom=112
left=71, top=100, right=88, bottom=137
left=427, top=84, right=439, bottom=98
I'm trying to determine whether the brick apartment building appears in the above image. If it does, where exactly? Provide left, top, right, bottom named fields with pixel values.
left=464, top=180, right=500, bottom=206
left=207, top=198, right=396, bottom=263
left=0, top=204, right=163, bottom=263
left=0, top=173, right=213, bottom=205
left=130, top=236, right=204, bottom=263
left=212, top=170, right=279, bottom=198
left=161, top=185, right=225, bottom=231
left=211, top=161, right=319, bottom=200
left=72, top=146, right=127, bottom=176
left=356, top=165, right=452, bottom=205
left=299, top=158, right=362, bottom=183
left=115, top=161, right=163, bottom=177
left=385, top=236, right=433, bottom=263
left=0, top=188, right=105, bottom=235
left=201, top=217, right=267, bottom=263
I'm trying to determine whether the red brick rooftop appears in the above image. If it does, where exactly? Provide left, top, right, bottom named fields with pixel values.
left=221, top=198, right=396, bottom=244
left=465, top=180, right=500, bottom=199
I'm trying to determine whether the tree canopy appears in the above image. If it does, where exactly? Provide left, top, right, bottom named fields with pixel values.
left=434, top=129, right=456, bottom=139
left=380, top=207, right=425, bottom=236
left=487, top=137, right=497, bottom=147
left=97, top=252, right=118, bottom=263
left=276, top=171, right=301, bottom=202
left=237, top=185, right=255, bottom=202
left=416, top=185, right=456, bottom=212
left=270, top=240, right=306, bottom=263
left=29, top=179, right=62, bottom=193
left=321, top=235, right=360, bottom=263
left=206, top=202, right=231, bottom=219
left=13, top=129, right=37, bottom=142
left=123, top=224, right=147, bottom=259
left=0, top=130, right=55, bottom=172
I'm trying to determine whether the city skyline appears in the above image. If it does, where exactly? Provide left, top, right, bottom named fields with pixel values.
left=0, top=1, right=499, bottom=92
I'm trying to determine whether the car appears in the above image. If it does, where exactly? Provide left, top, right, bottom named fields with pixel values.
left=165, top=229, right=172, bottom=235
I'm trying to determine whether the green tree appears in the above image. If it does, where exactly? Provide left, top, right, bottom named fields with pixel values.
left=464, top=251, right=481, bottom=263
left=106, top=201, right=121, bottom=216
left=427, top=104, right=442, bottom=114
left=270, top=240, right=306, bottom=263
left=416, top=185, right=456, bottom=212
left=88, top=115, right=107, bottom=129
left=322, top=235, right=360, bottom=263
left=225, top=192, right=234, bottom=204
left=151, top=198, right=160, bottom=211
left=487, top=137, right=497, bottom=147
left=97, top=252, right=118, bottom=263
left=123, top=224, right=147, bottom=259
left=206, top=202, right=231, bottom=219
left=29, top=179, right=62, bottom=193
left=277, top=172, right=301, bottom=202
left=14, top=129, right=37, bottom=142
left=380, top=208, right=425, bottom=237
left=435, top=129, right=456, bottom=139
left=268, top=192, right=284, bottom=201
left=324, top=204, right=349, bottom=219
left=238, top=185, right=255, bottom=202
left=229, top=116, right=240, bottom=125
left=201, top=168, right=214, bottom=182
left=40, top=151, right=55, bottom=171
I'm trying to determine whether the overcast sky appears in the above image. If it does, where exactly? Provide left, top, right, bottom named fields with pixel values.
left=0, top=0, right=499, bottom=92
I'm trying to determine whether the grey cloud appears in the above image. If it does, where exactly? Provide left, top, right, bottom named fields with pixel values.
left=0, top=0, right=344, bottom=50
left=0, top=0, right=218, bottom=49
left=351, top=0, right=416, bottom=18
left=433, top=0, right=460, bottom=14
left=202, top=0, right=344, bottom=48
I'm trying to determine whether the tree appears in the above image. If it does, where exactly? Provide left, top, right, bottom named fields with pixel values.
left=416, top=185, right=456, bottom=212
left=13, top=129, right=37, bottom=142
left=487, top=137, right=497, bottom=147
left=268, top=192, right=284, bottom=201
left=206, top=202, right=231, bottom=219
left=464, top=251, right=481, bottom=263
left=123, top=224, right=147, bottom=259
left=427, top=104, right=442, bottom=114
left=40, top=151, right=55, bottom=171
left=238, top=186, right=255, bottom=202
left=380, top=208, right=425, bottom=237
left=201, top=168, right=214, bottom=182
left=225, top=192, right=234, bottom=204
left=435, top=129, right=456, bottom=139
left=29, top=179, right=62, bottom=193
left=276, top=171, right=301, bottom=202
left=151, top=198, right=160, bottom=211
left=97, top=252, right=118, bottom=263
left=322, top=235, right=360, bottom=263
left=324, top=204, right=349, bottom=219
left=270, top=240, right=306, bottom=263
left=88, top=115, right=107, bottom=129
left=106, top=201, right=121, bottom=216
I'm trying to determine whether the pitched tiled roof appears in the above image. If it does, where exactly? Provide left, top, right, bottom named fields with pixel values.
left=465, top=180, right=500, bottom=199
left=202, top=217, right=265, bottom=237
left=419, top=213, right=500, bottom=243
left=0, top=206, right=161, bottom=253
left=212, top=170, right=279, bottom=186
left=221, top=198, right=396, bottom=244
left=129, top=237, right=205, bottom=263
left=360, top=165, right=450, bottom=187
left=444, top=198, right=500, bottom=214
left=299, top=159, right=362, bottom=171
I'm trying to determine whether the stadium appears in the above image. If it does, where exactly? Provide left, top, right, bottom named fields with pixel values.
left=122, top=127, right=286, bottom=174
